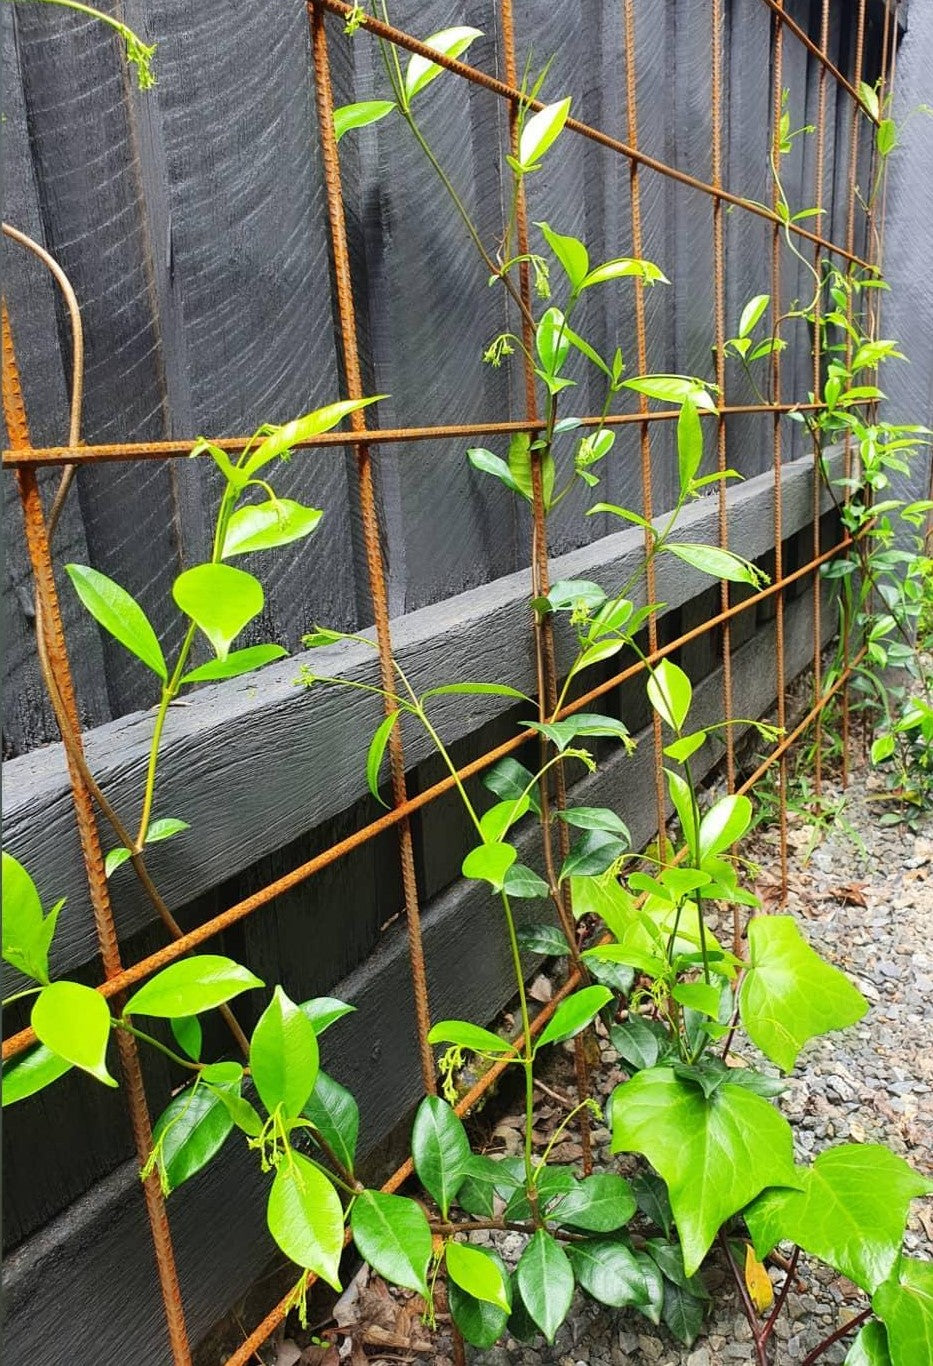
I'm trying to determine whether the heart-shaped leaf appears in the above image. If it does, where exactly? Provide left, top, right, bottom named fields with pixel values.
left=873, top=1258, right=933, bottom=1366
left=173, top=563, right=264, bottom=661
left=32, top=981, right=116, bottom=1087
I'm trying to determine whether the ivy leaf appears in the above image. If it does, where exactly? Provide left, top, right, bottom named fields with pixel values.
left=302, top=1069, right=360, bottom=1174
left=172, top=563, right=264, bottom=661
left=152, top=1081, right=236, bottom=1193
left=611, top=1068, right=799, bottom=1275
left=739, top=916, right=868, bottom=1071
left=351, top=1190, right=432, bottom=1298
left=221, top=499, right=322, bottom=557
left=333, top=100, right=396, bottom=141
left=873, top=1258, right=933, bottom=1366
left=124, top=956, right=263, bottom=1019
left=179, top=644, right=288, bottom=684
left=65, top=564, right=167, bottom=680
left=250, top=986, right=320, bottom=1120
left=845, top=1320, right=893, bottom=1366
left=32, top=981, right=116, bottom=1087
left=267, top=1151, right=343, bottom=1289
left=515, top=1229, right=574, bottom=1343
left=519, top=98, right=571, bottom=170
left=446, top=1241, right=511, bottom=1312
left=746, top=1145, right=933, bottom=1294
left=411, top=1096, right=470, bottom=1218
left=404, top=26, right=482, bottom=101
left=448, top=1248, right=511, bottom=1347
left=534, top=985, right=612, bottom=1051
left=1, top=1042, right=72, bottom=1106
left=549, top=1172, right=637, bottom=1232
left=567, top=1237, right=652, bottom=1309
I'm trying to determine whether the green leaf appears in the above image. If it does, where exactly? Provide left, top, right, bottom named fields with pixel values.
left=557, top=807, right=630, bottom=837
left=698, top=793, right=752, bottom=860
left=209, top=1086, right=263, bottom=1137
left=845, top=1321, right=893, bottom=1366
left=673, top=981, right=722, bottom=1017
left=222, top=499, right=322, bottom=558
left=124, top=955, right=263, bottom=1019
left=351, top=1190, right=432, bottom=1297
left=504, top=865, right=551, bottom=900
left=446, top=1241, right=511, bottom=1312
left=412, top=1096, right=470, bottom=1218
left=536, top=221, right=588, bottom=291
left=581, top=258, right=668, bottom=290
left=462, top=842, right=516, bottom=891
left=876, top=118, right=898, bottom=157
left=479, top=796, right=531, bottom=843
left=535, top=985, right=612, bottom=1051
left=667, top=768, right=699, bottom=850
left=610, top=1017, right=668, bottom=1072
left=243, top=398, right=384, bottom=478
left=32, top=981, right=116, bottom=1087
left=571, top=872, right=640, bottom=942
left=535, top=307, right=571, bottom=376
left=738, top=294, right=770, bottom=339
left=677, top=395, right=703, bottom=493
left=427, top=1020, right=514, bottom=1056
left=65, top=564, right=167, bottom=680
left=859, top=81, right=881, bottom=121
left=873, top=1258, right=933, bottom=1366
left=559, top=828, right=628, bottom=880
left=456, top=1154, right=522, bottom=1218
left=333, top=99, right=396, bottom=141
left=421, top=681, right=531, bottom=703
left=467, top=447, right=521, bottom=496
left=517, top=923, right=568, bottom=955
left=507, top=429, right=555, bottom=507
left=667, top=542, right=764, bottom=587
left=519, top=97, right=571, bottom=169
left=448, top=1248, right=511, bottom=1347
left=647, top=659, right=692, bottom=732
left=299, top=997, right=356, bottom=1035
left=632, top=1170, right=674, bottom=1237
left=1, top=1043, right=72, bottom=1106
left=250, top=986, right=319, bottom=1119
left=180, top=644, right=287, bottom=683
left=516, top=1230, right=574, bottom=1343
left=404, top=26, right=482, bottom=100
left=661, top=1278, right=707, bottom=1347
left=302, top=1069, right=360, bottom=1174
left=567, top=1237, right=653, bottom=1309
left=739, top=916, right=868, bottom=1072
left=622, top=375, right=716, bottom=408
left=267, top=1151, right=343, bottom=1289
left=170, top=1015, right=202, bottom=1061
left=526, top=713, right=631, bottom=753
left=610, top=1068, right=798, bottom=1275
left=549, top=1173, right=636, bottom=1232
left=484, top=757, right=540, bottom=814
left=664, top=732, right=707, bottom=763
left=366, top=710, right=400, bottom=806
left=2, top=851, right=59, bottom=984
left=540, top=579, right=607, bottom=614
left=152, top=1082, right=235, bottom=1193
left=172, top=563, right=263, bottom=661
left=746, top=1145, right=933, bottom=1294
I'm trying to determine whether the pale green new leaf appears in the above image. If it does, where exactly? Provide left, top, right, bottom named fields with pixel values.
left=222, top=499, right=322, bottom=557
left=2, top=1042, right=72, bottom=1106
left=173, top=563, right=264, bottom=661
left=462, top=842, right=516, bottom=890
left=405, top=27, right=482, bottom=101
left=267, top=1151, right=343, bottom=1289
left=746, top=1144, right=933, bottom=1294
left=519, top=98, right=571, bottom=169
left=610, top=1068, right=798, bottom=1275
left=243, top=398, right=384, bottom=478
left=677, top=394, right=703, bottom=493
left=427, top=1020, right=514, bottom=1055
left=66, top=564, right=167, bottom=680
left=581, top=258, right=668, bottom=290
left=666, top=542, right=765, bottom=587
left=446, top=1241, right=511, bottom=1312
left=738, top=294, right=770, bottom=339
left=536, top=220, right=589, bottom=291
left=180, top=644, right=287, bottom=684
left=647, top=659, right=692, bottom=732
left=250, top=986, right=320, bottom=1119
left=739, top=916, right=867, bottom=1071
left=873, top=1258, right=933, bottom=1366
left=534, top=985, right=612, bottom=1051
left=2, top=851, right=61, bottom=984
left=698, top=794, right=752, bottom=861
left=366, top=710, right=400, bottom=806
left=333, top=100, right=396, bottom=141
left=845, top=1321, right=892, bottom=1366
left=32, top=981, right=116, bottom=1087
left=124, top=955, right=263, bottom=1019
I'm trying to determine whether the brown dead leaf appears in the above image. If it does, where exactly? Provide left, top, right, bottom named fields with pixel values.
left=828, top=883, right=868, bottom=907
left=528, top=973, right=553, bottom=1003
left=363, top=1324, right=435, bottom=1353
left=299, top=1348, right=339, bottom=1366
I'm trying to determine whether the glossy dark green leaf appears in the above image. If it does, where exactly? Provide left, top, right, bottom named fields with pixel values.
left=448, top=1247, right=512, bottom=1347
left=351, top=1190, right=432, bottom=1297
left=549, top=1172, right=636, bottom=1232
left=505, top=1166, right=575, bottom=1223
left=456, top=1154, right=520, bottom=1218
left=303, top=1069, right=360, bottom=1174
left=567, top=1237, right=652, bottom=1309
left=661, top=1277, right=707, bottom=1347
left=152, top=1081, right=235, bottom=1192
left=632, top=1171, right=674, bottom=1237
left=515, top=1229, right=574, bottom=1343
left=484, top=758, right=541, bottom=814
left=366, top=710, right=400, bottom=806
left=610, top=1017, right=668, bottom=1072
left=559, top=829, right=628, bottom=881
left=32, top=981, right=116, bottom=1087
left=504, top=865, right=551, bottom=900
left=516, top=924, right=567, bottom=956
left=412, top=1095, right=470, bottom=1218
left=124, top=956, right=263, bottom=1019
left=65, top=564, right=167, bottom=680
left=172, top=563, right=264, bottom=661
left=586, top=954, right=635, bottom=995
left=535, top=985, right=612, bottom=1051
left=557, top=806, right=630, bottom=836
left=1, top=1042, right=72, bottom=1106
left=267, top=1151, right=344, bottom=1289
left=250, top=986, right=319, bottom=1119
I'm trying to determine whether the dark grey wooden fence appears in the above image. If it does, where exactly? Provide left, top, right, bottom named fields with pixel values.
left=3, top=1, right=929, bottom=1362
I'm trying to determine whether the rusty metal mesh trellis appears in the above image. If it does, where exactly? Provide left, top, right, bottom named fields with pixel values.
left=0, top=0, right=897, bottom=1361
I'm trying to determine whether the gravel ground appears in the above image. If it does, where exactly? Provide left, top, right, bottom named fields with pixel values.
left=451, top=772, right=933, bottom=1366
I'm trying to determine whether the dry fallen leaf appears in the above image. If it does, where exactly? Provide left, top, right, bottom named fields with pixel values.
left=828, top=883, right=868, bottom=907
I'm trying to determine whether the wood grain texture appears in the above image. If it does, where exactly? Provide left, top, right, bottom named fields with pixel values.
left=2, top=450, right=843, bottom=994
left=1, top=573, right=833, bottom=1365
